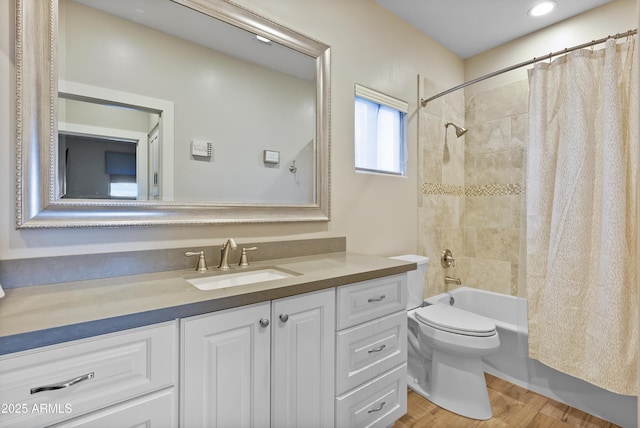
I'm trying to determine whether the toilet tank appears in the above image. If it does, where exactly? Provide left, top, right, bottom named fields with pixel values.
left=390, top=255, right=429, bottom=310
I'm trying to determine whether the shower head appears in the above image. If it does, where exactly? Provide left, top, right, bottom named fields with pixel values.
left=445, top=122, right=467, bottom=138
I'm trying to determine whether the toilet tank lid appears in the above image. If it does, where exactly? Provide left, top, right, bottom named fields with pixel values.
left=390, top=254, right=429, bottom=265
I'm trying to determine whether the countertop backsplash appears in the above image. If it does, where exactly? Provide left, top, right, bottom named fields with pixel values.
left=0, top=237, right=346, bottom=289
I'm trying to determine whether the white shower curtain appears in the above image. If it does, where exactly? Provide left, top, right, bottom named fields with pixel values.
left=526, top=37, right=638, bottom=395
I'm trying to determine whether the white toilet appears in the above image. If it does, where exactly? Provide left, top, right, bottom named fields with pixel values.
left=391, top=255, right=500, bottom=420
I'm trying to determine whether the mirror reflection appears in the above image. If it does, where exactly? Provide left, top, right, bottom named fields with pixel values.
left=58, top=96, right=161, bottom=200
left=58, top=0, right=317, bottom=204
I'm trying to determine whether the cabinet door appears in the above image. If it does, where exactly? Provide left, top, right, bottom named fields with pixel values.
left=181, top=302, right=271, bottom=428
left=271, top=289, right=335, bottom=428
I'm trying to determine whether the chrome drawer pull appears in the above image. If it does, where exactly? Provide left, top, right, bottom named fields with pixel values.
left=30, top=372, right=95, bottom=395
left=367, top=295, right=386, bottom=303
left=368, top=401, right=386, bottom=413
left=368, top=344, right=386, bottom=354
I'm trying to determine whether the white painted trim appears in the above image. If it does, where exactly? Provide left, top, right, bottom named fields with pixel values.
left=58, top=80, right=175, bottom=200
left=354, top=84, right=408, bottom=113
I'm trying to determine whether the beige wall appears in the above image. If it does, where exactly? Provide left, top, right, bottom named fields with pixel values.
left=4, top=0, right=632, bottom=267
left=0, top=0, right=462, bottom=260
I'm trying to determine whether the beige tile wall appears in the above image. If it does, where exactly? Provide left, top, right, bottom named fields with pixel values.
left=419, top=77, right=528, bottom=298
left=418, top=77, right=465, bottom=299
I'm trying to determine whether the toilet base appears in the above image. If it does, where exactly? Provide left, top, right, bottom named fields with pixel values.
left=408, top=349, right=493, bottom=420
left=433, top=348, right=492, bottom=420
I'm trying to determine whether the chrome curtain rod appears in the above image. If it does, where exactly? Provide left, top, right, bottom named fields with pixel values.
left=421, top=29, right=638, bottom=107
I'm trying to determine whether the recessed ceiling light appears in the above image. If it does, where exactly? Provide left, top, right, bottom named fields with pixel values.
left=529, top=1, right=556, bottom=17
left=256, top=35, right=272, bottom=44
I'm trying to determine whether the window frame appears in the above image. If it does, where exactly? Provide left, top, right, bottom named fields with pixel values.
left=354, top=84, right=408, bottom=177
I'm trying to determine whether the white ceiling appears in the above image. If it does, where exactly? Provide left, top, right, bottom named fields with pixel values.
left=72, top=0, right=316, bottom=81
left=374, top=0, right=612, bottom=59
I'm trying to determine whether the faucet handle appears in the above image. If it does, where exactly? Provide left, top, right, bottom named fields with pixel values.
left=238, top=247, right=258, bottom=267
left=185, top=251, right=208, bottom=272
left=441, top=249, right=456, bottom=268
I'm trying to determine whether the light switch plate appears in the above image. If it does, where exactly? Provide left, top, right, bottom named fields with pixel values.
left=263, top=150, right=280, bottom=164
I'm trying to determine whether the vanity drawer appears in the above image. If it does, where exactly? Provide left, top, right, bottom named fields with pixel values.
left=49, top=388, right=176, bottom=427
left=335, top=364, right=407, bottom=428
left=337, top=274, right=407, bottom=329
left=336, top=311, right=406, bottom=395
left=0, top=322, right=177, bottom=428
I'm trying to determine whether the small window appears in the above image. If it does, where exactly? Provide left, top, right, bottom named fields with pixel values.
left=354, top=84, right=408, bottom=176
left=109, top=174, right=137, bottom=199
left=110, top=182, right=137, bottom=198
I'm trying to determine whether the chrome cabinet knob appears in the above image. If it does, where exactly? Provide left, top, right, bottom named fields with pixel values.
left=259, top=318, right=270, bottom=328
left=279, top=314, right=289, bottom=323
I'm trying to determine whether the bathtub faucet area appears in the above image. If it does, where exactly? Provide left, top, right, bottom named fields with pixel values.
left=441, top=249, right=461, bottom=286
left=444, top=276, right=461, bottom=286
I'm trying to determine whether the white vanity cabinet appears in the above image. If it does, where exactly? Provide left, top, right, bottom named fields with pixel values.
left=0, top=322, right=178, bottom=428
left=271, top=290, right=336, bottom=428
left=180, top=301, right=271, bottom=428
left=0, top=268, right=411, bottom=428
left=335, top=274, right=408, bottom=428
left=181, top=288, right=335, bottom=428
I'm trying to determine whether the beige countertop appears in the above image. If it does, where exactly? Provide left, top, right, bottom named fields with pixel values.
left=0, top=252, right=415, bottom=355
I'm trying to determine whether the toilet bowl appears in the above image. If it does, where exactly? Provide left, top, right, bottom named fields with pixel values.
left=408, top=304, right=500, bottom=420
left=391, top=255, right=500, bottom=421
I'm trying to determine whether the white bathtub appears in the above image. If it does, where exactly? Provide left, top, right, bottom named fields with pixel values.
left=425, top=287, right=637, bottom=428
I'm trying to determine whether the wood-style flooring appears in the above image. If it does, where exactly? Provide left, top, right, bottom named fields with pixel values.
left=394, top=373, right=620, bottom=428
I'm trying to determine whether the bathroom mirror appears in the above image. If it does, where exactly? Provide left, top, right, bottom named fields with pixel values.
left=16, top=0, right=331, bottom=228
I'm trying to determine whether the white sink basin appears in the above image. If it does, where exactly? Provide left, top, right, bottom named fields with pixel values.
left=186, top=268, right=297, bottom=291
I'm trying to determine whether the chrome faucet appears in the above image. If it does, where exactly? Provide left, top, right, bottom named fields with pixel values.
left=444, top=276, right=462, bottom=286
left=218, top=238, right=237, bottom=270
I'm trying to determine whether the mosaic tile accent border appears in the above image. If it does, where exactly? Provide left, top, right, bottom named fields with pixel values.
left=422, top=183, right=465, bottom=196
left=422, top=182, right=523, bottom=196
left=466, top=183, right=523, bottom=196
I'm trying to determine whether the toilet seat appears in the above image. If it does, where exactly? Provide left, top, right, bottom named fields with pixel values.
left=415, top=304, right=496, bottom=337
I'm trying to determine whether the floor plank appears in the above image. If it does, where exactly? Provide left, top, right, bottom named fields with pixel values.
left=394, top=374, right=619, bottom=428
